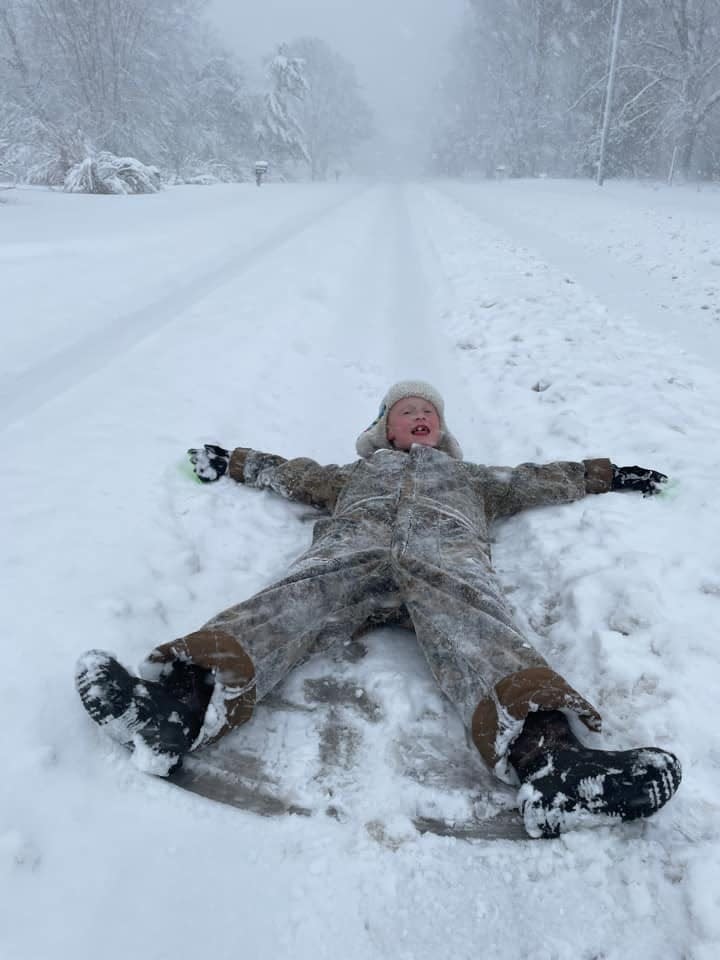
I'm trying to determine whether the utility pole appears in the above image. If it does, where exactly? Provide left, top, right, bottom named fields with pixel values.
left=597, top=0, right=624, bottom=186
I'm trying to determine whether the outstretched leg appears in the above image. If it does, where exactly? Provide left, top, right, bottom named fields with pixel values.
left=76, top=551, right=398, bottom=773
left=400, top=556, right=681, bottom=837
left=508, top=711, right=681, bottom=837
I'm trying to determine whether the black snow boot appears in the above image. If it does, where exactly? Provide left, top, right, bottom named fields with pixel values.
left=509, top=711, right=682, bottom=839
left=75, top=650, right=212, bottom=776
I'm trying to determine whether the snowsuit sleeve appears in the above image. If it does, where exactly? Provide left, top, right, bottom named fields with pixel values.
left=470, top=457, right=613, bottom=521
left=227, top=447, right=354, bottom=512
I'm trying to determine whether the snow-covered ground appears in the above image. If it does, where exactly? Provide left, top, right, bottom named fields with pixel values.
left=2, top=178, right=720, bottom=959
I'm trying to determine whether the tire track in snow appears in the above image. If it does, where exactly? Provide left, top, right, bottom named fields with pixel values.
left=299, top=184, right=435, bottom=436
left=386, top=184, right=436, bottom=373
left=397, top=183, right=496, bottom=435
left=0, top=186, right=365, bottom=431
left=246, top=183, right=445, bottom=451
left=320, top=183, right=481, bottom=420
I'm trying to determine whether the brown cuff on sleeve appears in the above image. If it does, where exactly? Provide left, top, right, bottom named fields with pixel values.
left=228, top=447, right=251, bottom=483
left=471, top=666, right=602, bottom=778
left=144, top=628, right=256, bottom=744
left=583, top=457, right=613, bottom=494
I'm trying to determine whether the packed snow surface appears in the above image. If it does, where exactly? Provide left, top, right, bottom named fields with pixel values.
left=2, top=179, right=720, bottom=959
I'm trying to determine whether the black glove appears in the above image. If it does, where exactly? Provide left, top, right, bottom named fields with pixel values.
left=187, top=444, right=230, bottom=483
left=611, top=464, right=668, bottom=497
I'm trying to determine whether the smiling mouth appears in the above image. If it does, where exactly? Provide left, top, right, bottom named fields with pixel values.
left=411, top=425, right=430, bottom=435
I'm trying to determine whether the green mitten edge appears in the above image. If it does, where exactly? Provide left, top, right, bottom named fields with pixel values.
left=657, top=478, right=680, bottom=499
left=179, top=458, right=204, bottom=484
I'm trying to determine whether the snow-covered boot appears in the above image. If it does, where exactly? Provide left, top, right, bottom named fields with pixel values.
left=509, top=711, right=681, bottom=839
left=75, top=650, right=211, bottom=776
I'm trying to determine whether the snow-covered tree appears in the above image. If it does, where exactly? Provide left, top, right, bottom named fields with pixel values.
left=431, top=0, right=720, bottom=181
left=0, top=0, right=201, bottom=179
left=286, top=37, right=373, bottom=180
left=431, top=0, right=612, bottom=178
left=64, top=153, right=160, bottom=194
left=253, top=45, right=310, bottom=174
left=158, top=50, right=254, bottom=182
left=618, top=0, right=720, bottom=178
left=0, top=0, right=257, bottom=185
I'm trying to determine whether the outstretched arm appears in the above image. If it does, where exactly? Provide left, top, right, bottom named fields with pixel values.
left=475, top=457, right=668, bottom=520
left=187, top=444, right=353, bottom=512
left=474, top=457, right=613, bottom=521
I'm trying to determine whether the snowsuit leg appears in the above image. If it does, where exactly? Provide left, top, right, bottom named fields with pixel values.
left=141, top=550, right=400, bottom=747
left=399, top=555, right=602, bottom=784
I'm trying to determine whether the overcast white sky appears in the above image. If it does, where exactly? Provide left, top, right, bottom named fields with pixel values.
left=207, top=0, right=466, bottom=171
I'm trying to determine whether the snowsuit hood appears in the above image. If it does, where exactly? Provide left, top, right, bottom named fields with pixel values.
left=355, top=380, right=463, bottom=460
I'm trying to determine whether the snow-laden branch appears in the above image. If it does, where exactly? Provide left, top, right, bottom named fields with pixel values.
left=698, top=85, right=720, bottom=119
left=634, top=39, right=683, bottom=60
left=615, top=77, right=665, bottom=121
left=700, top=56, right=720, bottom=82
left=566, top=75, right=608, bottom=113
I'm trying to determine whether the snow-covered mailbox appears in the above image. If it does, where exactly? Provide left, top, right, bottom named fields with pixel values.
left=254, top=160, right=269, bottom=185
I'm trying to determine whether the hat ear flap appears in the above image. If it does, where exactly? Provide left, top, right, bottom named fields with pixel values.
left=362, top=402, right=386, bottom=434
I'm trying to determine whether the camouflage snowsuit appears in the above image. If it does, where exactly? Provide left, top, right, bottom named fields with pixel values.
left=144, top=445, right=613, bottom=782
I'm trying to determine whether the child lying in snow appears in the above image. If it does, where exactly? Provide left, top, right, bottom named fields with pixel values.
left=76, top=380, right=681, bottom=838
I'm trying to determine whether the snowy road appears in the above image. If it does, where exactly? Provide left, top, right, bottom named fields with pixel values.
left=2, top=180, right=720, bottom=960
left=0, top=183, right=365, bottom=428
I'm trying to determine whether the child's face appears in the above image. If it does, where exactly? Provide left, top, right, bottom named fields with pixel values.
left=387, top=396, right=441, bottom=451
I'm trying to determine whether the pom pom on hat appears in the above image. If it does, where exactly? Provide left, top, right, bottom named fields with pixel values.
left=356, top=380, right=463, bottom=459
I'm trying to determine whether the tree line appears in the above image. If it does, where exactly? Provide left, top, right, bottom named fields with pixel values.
left=432, top=0, right=720, bottom=181
left=0, top=0, right=372, bottom=190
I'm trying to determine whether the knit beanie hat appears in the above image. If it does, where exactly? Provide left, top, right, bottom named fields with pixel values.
left=355, top=380, right=463, bottom=460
